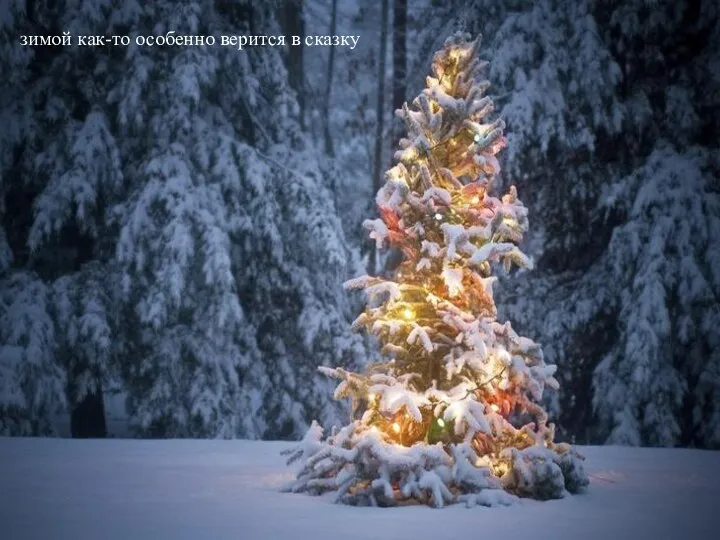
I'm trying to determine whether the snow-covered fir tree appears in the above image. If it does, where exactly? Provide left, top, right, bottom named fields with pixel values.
left=0, top=0, right=368, bottom=438
left=0, top=0, right=108, bottom=435
left=284, top=33, right=588, bottom=507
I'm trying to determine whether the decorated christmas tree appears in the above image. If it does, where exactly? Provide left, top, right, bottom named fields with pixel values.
left=284, top=33, right=589, bottom=507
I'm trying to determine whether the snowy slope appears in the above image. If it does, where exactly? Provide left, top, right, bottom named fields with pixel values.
left=1, top=439, right=718, bottom=540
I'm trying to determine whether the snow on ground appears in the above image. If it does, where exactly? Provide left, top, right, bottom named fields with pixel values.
left=1, top=438, right=718, bottom=540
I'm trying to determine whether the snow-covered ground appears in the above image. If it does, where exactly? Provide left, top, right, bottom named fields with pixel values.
left=1, top=438, right=718, bottom=540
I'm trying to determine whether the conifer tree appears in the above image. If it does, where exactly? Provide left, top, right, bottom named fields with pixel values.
left=284, top=33, right=588, bottom=507
left=0, top=0, right=368, bottom=438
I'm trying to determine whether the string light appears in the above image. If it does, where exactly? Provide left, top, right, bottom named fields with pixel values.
left=434, top=213, right=443, bottom=221
left=436, top=418, right=445, bottom=428
left=392, top=422, right=401, bottom=434
left=490, top=404, right=500, bottom=413
left=470, top=196, right=480, bottom=204
left=402, top=307, right=415, bottom=320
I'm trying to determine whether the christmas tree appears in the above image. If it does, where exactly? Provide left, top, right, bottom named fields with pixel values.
left=284, top=33, right=589, bottom=507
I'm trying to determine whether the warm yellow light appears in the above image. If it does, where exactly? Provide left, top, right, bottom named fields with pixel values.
left=437, top=418, right=445, bottom=428
left=392, top=422, right=401, bottom=434
left=434, top=213, right=443, bottom=221
left=470, top=196, right=480, bottom=204
left=490, top=404, right=500, bottom=413
left=368, top=393, right=376, bottom=402
left=402, top=308, right=415, bottom=320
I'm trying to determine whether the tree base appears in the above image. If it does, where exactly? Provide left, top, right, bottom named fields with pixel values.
left=283, top=421, right=588, bottom=508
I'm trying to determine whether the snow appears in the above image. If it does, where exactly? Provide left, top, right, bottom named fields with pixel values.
left=1, top=438, right=718, bottom=540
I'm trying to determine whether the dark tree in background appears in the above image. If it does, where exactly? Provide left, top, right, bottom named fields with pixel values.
left=370, top=0, right=390, bottom=275
left=0, top=0, right=367, bottom=439
left=322, top=0, right=338, bottom=156
left=282, top=0, right=306, bottom=128
left=391, top=0, right=407, bottom=148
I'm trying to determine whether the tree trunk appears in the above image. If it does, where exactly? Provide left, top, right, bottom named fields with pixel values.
left=380, top=0, right=408, bottom=275
left=392, top=0, right=407, bottom=149
left=282, top=0, right=306, bottom=128
left=323, top=0, right=338, bottom=156
left=71, top=385, right=107, bottom=438
left=370, top=0, right=390, bottom=275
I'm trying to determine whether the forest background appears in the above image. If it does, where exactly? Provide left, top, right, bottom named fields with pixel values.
left=0, top=0, right=718, bottom=449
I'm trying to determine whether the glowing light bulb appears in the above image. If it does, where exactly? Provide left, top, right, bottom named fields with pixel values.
left=402, top=308, right=415, bottom=321
left=434, top=213, right=443, bottom=221
left=490, top=404, right=500, bottom=413
left=474, top=133, right=482, bottom=144
left=392, top=422, right=401, bottom=434
left=470, top=196, right=480, bottom=204
left=436, top=418, right=445, bottom=428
